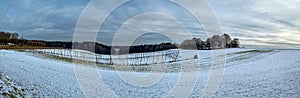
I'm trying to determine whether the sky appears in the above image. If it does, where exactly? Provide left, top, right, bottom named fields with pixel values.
left=0, top=0, right=300, bottom=49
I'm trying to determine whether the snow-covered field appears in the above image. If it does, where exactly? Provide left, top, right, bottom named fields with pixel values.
left=0, top=49, right=299, bottom=97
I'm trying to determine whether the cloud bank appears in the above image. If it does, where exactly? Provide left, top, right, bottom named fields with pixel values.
left=0, top=0, right=299, bottom=49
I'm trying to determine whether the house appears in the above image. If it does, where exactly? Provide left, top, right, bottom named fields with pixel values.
left=7, top=43, right=15, bottom=46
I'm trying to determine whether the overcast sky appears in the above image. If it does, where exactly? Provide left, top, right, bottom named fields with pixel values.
left=0, top=0, right=300, bottom=48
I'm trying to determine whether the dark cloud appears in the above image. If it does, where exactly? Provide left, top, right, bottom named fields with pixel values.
left=0, top=0, right=299, bottom=48
left=0, top=0, right=88, bottom=40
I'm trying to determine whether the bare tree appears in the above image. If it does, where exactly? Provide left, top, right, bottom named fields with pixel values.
left=222, top=33, right=232, bottom=48
left=11, top=33, right=19, bottom=39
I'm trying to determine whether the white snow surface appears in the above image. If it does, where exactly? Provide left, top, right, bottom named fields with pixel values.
left=0, top=49, right=299, bottom=97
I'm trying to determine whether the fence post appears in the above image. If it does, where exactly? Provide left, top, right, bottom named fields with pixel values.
left=110, top=54, right=112, bottom=65
left=140, top=53, right=142, bottom=65
left=126, top=55, right=128, bottom=66
left=95, top=54, right=98, bottom=64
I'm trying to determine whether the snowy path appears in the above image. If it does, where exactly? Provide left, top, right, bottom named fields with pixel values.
left=0, top=49, right=299, bottom=97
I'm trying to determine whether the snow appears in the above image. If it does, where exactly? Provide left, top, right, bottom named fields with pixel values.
left=0, top=49, right=300, bottom=97
left=179, top=48, right=253, bottom=60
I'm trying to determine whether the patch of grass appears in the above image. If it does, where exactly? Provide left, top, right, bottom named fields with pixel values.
left=0, top=45, right=63, bottom=49
left=46, top=55, right=74, bottom=63
left=0, top=73, right=26, bottom=98
left=8, top=93, right=17, bottom=98
left=14, top=87, right=26, bottom=98
left=13, top=86, right=18, bottom=91
left=132, top=66, right=151, bottom=72
left=15, top=49, right=26, bottom=52
left=96, top=64, right=114, bottom=70
left=235, top=50, right=272, bottom=54
left=39, top=54, right=115, bottom=70
left=12, top=86, right=26, bottom=97
left=18, top=91, right=26, bottom=98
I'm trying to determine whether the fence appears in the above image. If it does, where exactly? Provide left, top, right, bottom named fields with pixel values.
left=29, top=49, right=180, bottom=66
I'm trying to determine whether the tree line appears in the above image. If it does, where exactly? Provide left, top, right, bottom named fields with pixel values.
left=180, top=34, right=240, bottom=50
left=73, top=42, right=178, bottom=55
left=0, top=31, right=240, bottom=54
left=0, top=31, right=20, bottom=45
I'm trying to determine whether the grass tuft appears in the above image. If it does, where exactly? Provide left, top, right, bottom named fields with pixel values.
left=0, top=73, right=26, bottom=98
left=235, top=50, right=272, bottom=54
left=8, top=93, right=17, bottom=98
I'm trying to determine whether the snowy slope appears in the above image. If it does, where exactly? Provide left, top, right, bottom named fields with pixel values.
left=0, top=50, right=84, bottom=97
left=0, top=49, right=299, bottom=97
